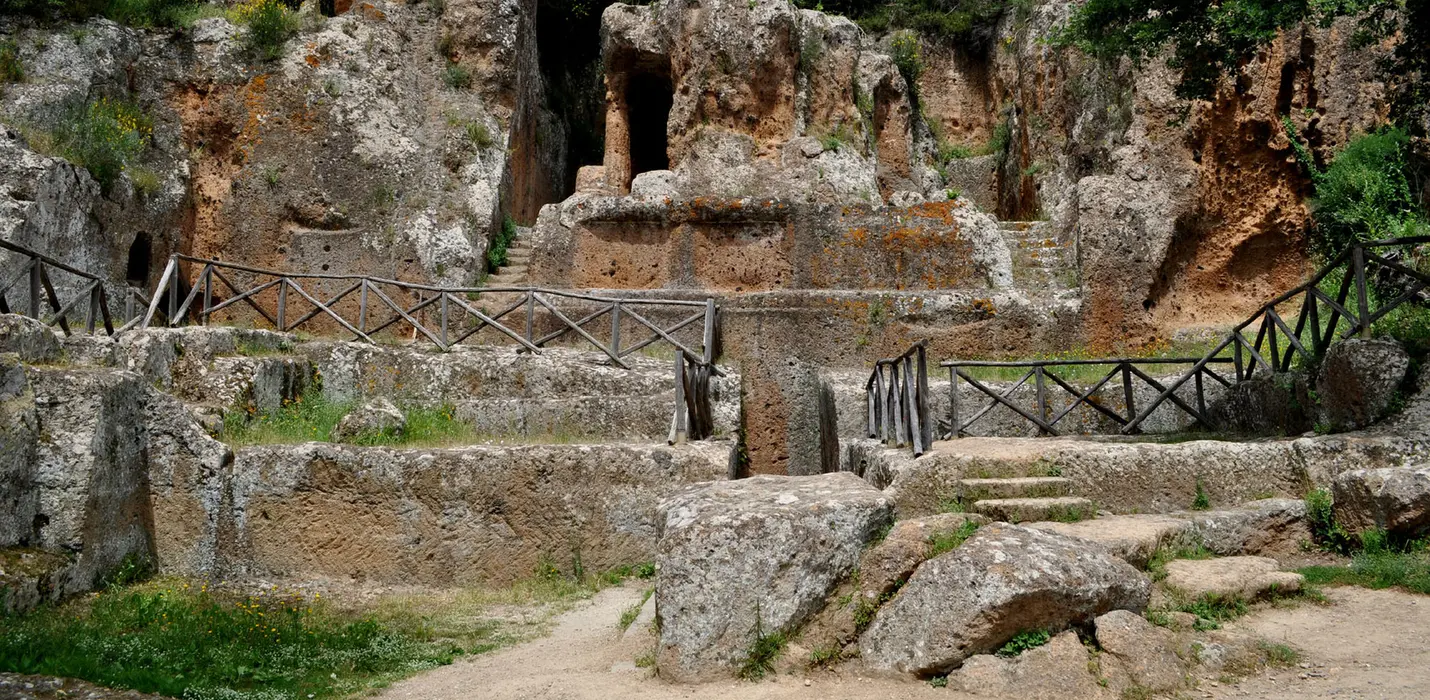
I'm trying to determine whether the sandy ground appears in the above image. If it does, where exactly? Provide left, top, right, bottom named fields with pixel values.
left=375, top=583, right=1430, bottom=700
left=1201, top=586, right=1430, bottom=699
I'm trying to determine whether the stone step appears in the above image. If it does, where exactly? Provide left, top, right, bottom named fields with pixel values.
left=971, top=497, right=1095, bottom=524
left=498, top=264, right=529, bottom=276
left=959, top=476, right=1073, bottom=501
left=506, top=251, right=531, bottom=263
left=486, top=273, right=527, bottom=285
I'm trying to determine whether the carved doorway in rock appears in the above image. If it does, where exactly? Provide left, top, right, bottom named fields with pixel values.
left=626, top=71, right=673, bottom=184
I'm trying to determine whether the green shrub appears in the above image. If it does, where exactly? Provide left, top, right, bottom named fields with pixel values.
left=890, top=31, right=922, bottom=97
left=465, top=121, right=493, bottom=148
left=1305, top=488, right=1356, bottom=554
left=485, top=215, right=518, bottom=272
left=0, top=40, right=23, bottom=84
left=1191, top=479, right=1211, bottom=511
left=996, top=628, right=1050, bottom=657
left=103, top=0, right=196, bottom=27
left=737, top=608, right=786, bottom=680
left=52, top=96, right=153, bottom=192
left=233, top=0, right=297, bottom=61
left=0, top=581, right=457, bottom=699
left=443, top=62, right=472, bottom=89
left=1307, top=127, right=1426, bottom=258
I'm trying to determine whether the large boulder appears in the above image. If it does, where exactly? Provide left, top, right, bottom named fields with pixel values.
left=29, top=366, right=153, bottom=597
left=859, top=523, right=1150, bottom=676
left=0, top=314, right=62, bottom=364
left=331, top=397, right=406, bottom=443
left=1177, top=498, right=1311, bottom=558
left=1332, top=466, right=1430, bottom=538
left=1094, top=610, right=1186, bottom=693
left=0, top=354, right=38, bottom=548
left=654, top=473, right=892, bottom=681
left=950, top=631, right=1110, bottom=699
left=1317, top=338, right=1410, bottom=431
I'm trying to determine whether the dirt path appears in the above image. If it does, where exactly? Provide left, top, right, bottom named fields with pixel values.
left=373, top=582, right=959, bottom=700
left=1203, top=586, right=1430, bottom=699
left=376, top=584, right=1430, bottom=700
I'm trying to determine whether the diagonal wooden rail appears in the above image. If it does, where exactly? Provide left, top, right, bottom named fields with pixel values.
left=867, top=235, right=1430, bottom=450
left=136, top=254, right=724, bottom=445
left=0, top=238, right=152, bottom=336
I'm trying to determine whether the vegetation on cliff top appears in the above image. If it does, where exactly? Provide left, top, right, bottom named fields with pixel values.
left=1059, top=0, right=1430, bottom=132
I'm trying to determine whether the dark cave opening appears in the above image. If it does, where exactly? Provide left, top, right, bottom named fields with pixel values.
left=125, top=232, right=152, bottom=286
left=626, top=71, right=673, bottom=181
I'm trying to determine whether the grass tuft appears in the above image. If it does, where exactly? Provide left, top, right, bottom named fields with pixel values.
left=926, top=519, right=980, bottom=559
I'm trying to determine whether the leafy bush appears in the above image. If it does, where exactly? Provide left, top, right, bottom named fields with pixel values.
left=52, top=96, right=153, bottom=191
left=0, top=40, right=22, bottom=84
left=103, top=0, right=196, bottom=27
left=1306, top=127, right=1426, bottom=257
left=443, top=62, right=472, bottom=89
left=233, top=0, right=297, bottom=61
left=890, top=30, right=922, bottom=96
left=797, top=0, right=1022, bottom=53
left=0, top=582, right=456, bottom=699
left=996, top=628, right=1050, bottom=657
left=486, top=215, right=518, bottom=272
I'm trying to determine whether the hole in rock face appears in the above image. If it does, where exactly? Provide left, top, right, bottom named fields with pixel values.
left=626, top=71, right=673, bottom=181
left=125, top=232, right=152, bottom=286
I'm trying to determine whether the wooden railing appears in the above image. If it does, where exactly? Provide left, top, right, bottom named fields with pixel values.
left=135, top=255, right=719, bottom=363
left=943, top=357, right=1233, bottom=437
left=0, top=238, right=150, bottom=336
left=1119, top=235, right=1430, bottom=434
left=135, top=254, right=723, bottom=444
left=865, top=341, right=935, bottom=456
left=869, top=235, right=1430, bottom=449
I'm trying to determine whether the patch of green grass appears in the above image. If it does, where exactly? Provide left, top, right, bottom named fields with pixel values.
left=1168, top=594, right=1249, bottom=630
left=1145, top=542, right=1213, bottom=582
left=618, top=588, right=654, bottom=631
left=809, top=645, right=840, bottom=667
left=1047, top=502, right=1094, bottom=523
left=234, top=338, right=294, bottom=357
left=1299, top=535, right=1430, bottom=595
left=1259, top=641, right=1301, bottom=667
left=634, top=650, right=656, bottom=668
left=220, top=386, right=476, bottom=448
left=0, top=579, right=458, bottom=699
left=926, top=520, right=980, bottom=559
left=996, top=628, right=1051, bottom=657
left=465, top=121, right=494, bottom=148
left=128, top=165, right=162, bottom=197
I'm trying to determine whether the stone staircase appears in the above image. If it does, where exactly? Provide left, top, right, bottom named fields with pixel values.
left=998, top=220, right=1079, bottom=298
left=486, top=225, right=532, bottom=286
left=958, top=474, right=1096, bottom=523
